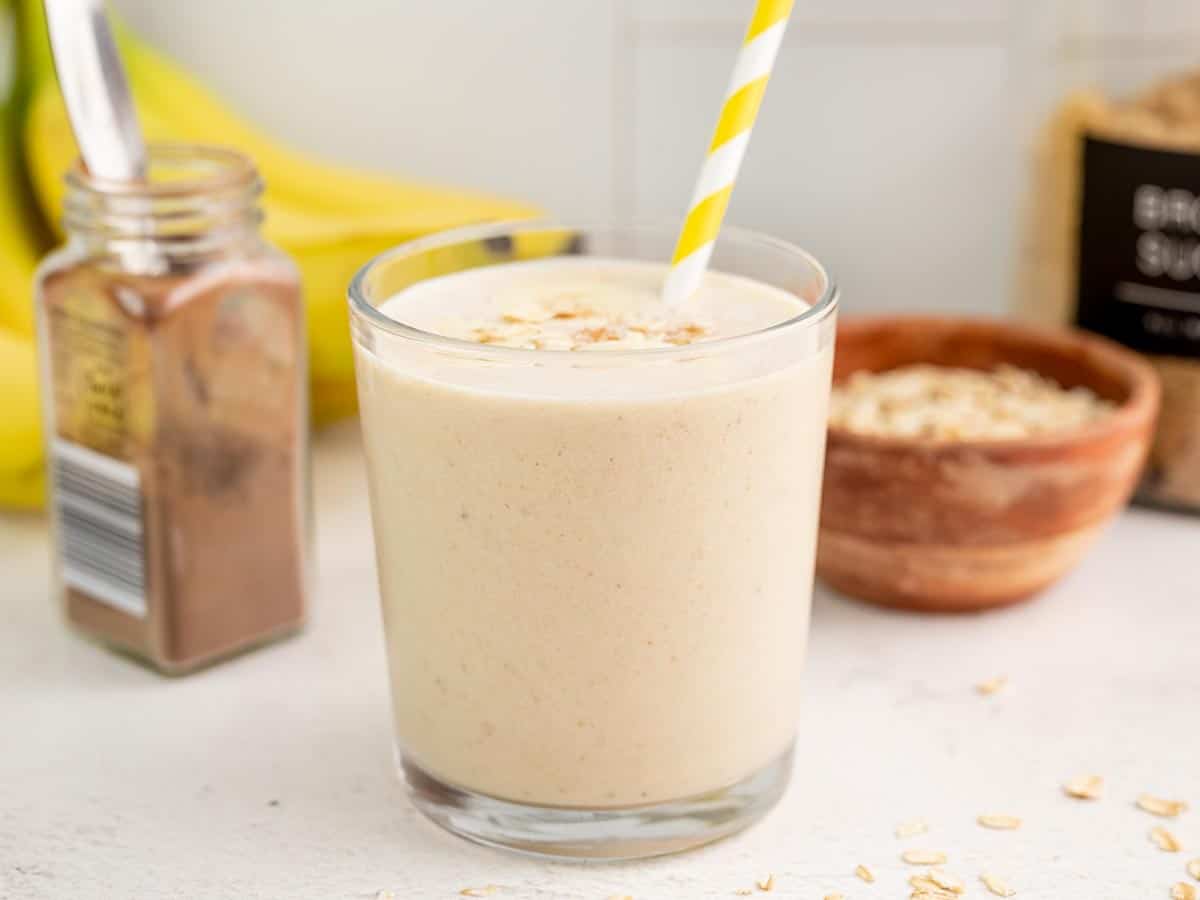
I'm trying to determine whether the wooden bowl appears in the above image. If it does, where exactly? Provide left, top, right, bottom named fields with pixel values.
left=817, top=316, right=1160, bottom=611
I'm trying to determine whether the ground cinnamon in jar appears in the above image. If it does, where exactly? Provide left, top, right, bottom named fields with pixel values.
left=36, top=144, right=309, bottom=673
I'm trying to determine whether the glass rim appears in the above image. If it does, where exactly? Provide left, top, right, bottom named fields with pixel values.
left=347, top=219, right=839, bottom=361
left=66, top=142, right=260, bottom=200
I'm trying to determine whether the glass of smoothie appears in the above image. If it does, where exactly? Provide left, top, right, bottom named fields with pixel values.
left=348, top=221, right=837, bottom=859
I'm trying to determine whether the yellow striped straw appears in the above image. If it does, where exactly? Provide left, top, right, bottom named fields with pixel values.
left=662, top=0, right=794, bottom=306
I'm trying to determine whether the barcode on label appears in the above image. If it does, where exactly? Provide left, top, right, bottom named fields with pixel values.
left=51, top=439, right=146, bottom=617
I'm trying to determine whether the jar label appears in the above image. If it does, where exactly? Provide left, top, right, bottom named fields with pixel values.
left=46, top=287, right=141, bottom=456
left=1075, top=136, right=1200, bottom=358
left=51, top=438, right=146, bottom=618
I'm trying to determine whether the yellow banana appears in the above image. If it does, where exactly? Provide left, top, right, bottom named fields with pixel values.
left=0, top=127, right=41, bottom=337
left=19, top=7, right=545, bottom=423
left=0, top=327, right=45, bottom=509
left=0, top=0, right=48, bottom=509
left=0, top=0, right=45, bottom=337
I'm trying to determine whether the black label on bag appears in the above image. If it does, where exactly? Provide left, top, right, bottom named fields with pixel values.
left=1075, top=137, right=1200, bottom=357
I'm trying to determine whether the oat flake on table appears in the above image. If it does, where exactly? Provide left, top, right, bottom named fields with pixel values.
left=1063, top=774, right=1104, bottom=800
left=910, top=874, right=962, bottom=899
left=897, top=818, right=930, bottom=838
left=981, top=873, right=1017, bottom=897
left=1138, top=794, right=1190, bottom=817
left=976, top=675, right=1008, bottom=695
left=978, top=814, right=1023, bottom=830
left=1154, top=826, right=1184, bottom=852
left=903, top=849, right=949, bottom=866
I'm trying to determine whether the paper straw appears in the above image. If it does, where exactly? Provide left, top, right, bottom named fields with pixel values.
left=662, top=0, right=793, bottom=306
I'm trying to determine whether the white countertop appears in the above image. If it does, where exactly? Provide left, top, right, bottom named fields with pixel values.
left=3, top=424, right=1199, bottom=900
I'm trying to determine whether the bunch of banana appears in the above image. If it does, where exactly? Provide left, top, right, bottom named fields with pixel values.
left=16, top=0, right=544, bottom=423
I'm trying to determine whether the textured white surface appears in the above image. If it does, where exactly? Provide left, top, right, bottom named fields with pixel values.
left=3, top=424, right=1200, bottom=899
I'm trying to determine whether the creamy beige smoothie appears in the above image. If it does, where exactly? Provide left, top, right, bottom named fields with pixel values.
left=355, top=257, right=832, bottom=809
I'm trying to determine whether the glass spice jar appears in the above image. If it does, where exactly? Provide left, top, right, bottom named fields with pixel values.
left=36, top=143, right=310, bottom=674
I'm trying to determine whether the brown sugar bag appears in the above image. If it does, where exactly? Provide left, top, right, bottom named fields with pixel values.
left=1017, top=69, right=1200, bottom=511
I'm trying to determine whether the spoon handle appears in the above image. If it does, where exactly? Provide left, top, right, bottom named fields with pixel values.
left=44, top=0, right=146, bottom=181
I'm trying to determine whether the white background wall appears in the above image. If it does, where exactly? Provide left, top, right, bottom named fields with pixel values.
left=112, top=0, right=1200, bottom=318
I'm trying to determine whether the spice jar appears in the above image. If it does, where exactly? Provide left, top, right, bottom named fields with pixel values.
left=1015, top=6, right=1200, bottom=513
left=36, top=143, right=310, bottom=673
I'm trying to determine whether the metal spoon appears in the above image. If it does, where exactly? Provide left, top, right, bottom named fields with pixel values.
left=44, top=0, right=146, bottom=181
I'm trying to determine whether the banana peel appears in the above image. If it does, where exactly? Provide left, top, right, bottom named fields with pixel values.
left=18, top=6, right=549, bottom=423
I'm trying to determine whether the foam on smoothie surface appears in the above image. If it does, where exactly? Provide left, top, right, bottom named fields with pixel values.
left=380, top=258, right=804, bottom=350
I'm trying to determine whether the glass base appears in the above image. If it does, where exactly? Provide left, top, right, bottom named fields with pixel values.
left=400, top=745, right=794, bottom=861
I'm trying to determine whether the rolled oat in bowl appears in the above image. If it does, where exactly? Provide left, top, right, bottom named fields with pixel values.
left=829, top=363, right=1113, bottom=441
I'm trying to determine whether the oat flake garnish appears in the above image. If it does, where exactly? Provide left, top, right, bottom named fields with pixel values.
left=981, top=873, right=1016, bottom=897
left=756, top=874, right=775, bottom=892
left=734, top=890, right=753, bottom=897
left=1063, top=774, right=1103, bottom=800
left=823, top=895, right=844, bottom=900
left=501, top=304, right=551, bottom=324
left=855, top=863, right=875, bottom=883
left=459, top=888, right=498, bottom=898
left=897, top=819, right=929, bottom=838
left=1139, top=794, right=1190, bottom=818
left=1188, top=858, right=1200, bottom=880
left=1172, top=884, right=1197, bottom=900
left=976, top=675, right=1007, bottom=695
left=1154, top=826, right=1184, bottom=852
left=903, top=849, right=948, bottom=866
left=977, top=814, right=1022, bottom=830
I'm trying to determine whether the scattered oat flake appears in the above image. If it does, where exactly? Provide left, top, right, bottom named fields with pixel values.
left=734, top=890, right=754, bottom=897
left=1188, top=858, right=1200, bottom=880
left=897, top=819, right=929, bottom=838
left=460, top=887, right=498, bottom=897
left=1139, top=794, right=1190, bottom=817
left=910, top=875, right=960, bottom=899
left=976, top=675, right=1008, bottom=695
left=1063, top=774, right=1104, bottom=799
left=1173, top=884, right=1197, bottom=900
left=903, top=849, right=948, bottom=866
left=855, top=863, right=876, bottom=883
left=977, top=814, right=1022, bottom=830
left=755, top=874, right=775, bottom=892
left=926, top=869, right=965, bottom=893
left=374, top=892, right=395, bottom=900
left=981, top=873, right=1016, bottom=897
left=606, top=896, right=633, bottom=900
left=1154, top=826, right=1184, bottom=852
left=823, top=895, right=845, bottom=900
